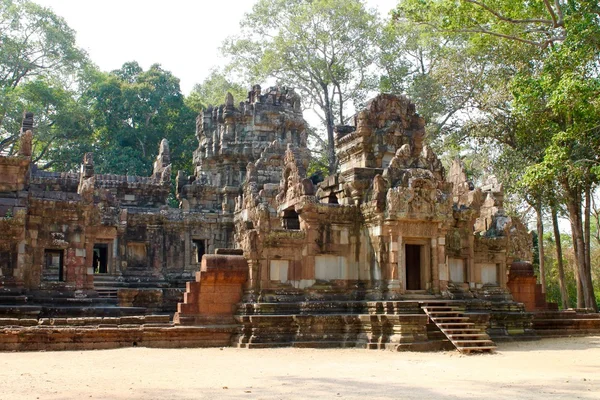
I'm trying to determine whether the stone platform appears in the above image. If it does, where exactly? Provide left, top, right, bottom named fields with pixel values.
left=0, top=315, right=236, bottom=351
left=532, top=310, right=600, bottom=337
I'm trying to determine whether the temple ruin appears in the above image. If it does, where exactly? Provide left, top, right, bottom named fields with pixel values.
left=0, top=88, right=598, bottom=352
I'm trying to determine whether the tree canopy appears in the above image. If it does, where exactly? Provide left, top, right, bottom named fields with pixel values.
left=0, top=0, right=89, bottom=161
left=86, top=62, right=196, bottom=175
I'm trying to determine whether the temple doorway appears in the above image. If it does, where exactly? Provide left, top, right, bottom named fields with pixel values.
left=192, top=239, right=206, bottom=264
left=93, top=244, right=108, bottom=274
left=405, top=244, right=421, bottom=290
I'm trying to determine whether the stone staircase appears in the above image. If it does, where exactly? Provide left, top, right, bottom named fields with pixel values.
left=422, top=302, right=496, bottom=354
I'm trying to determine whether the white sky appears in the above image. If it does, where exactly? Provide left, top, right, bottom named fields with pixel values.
left=35, top=0, right=399, bottom=94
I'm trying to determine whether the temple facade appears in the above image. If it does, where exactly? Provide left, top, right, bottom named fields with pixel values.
left=228, top=93, right=532, bottom=303
left=0, top=88, right=544, bottom=351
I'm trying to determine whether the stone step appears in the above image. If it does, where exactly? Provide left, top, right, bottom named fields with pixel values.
left=453, top=339, right=495, bottom=344
left=422, top=304, right=496, bottom=355
left=0, top=305, right=42, bottom=317
left=456, top=346, right=496, bottom=353
left=443, top=328, right=481, bottom=333
left=427, top=310, right=464, bottom=315
left=421, top=304, right=464, bottom=308
left=0, top=295, right=29, bottom=304
left=447, top=333, right=488, bottom=338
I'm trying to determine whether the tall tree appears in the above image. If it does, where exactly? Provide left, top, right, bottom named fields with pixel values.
left=396, top=0, right=600, bottom=310
left=0, top=0, right=89, bottom=160
left=87, top=62, right=196, bottom=176
left=186, top=69, right=247, bottom=113
left=222, top=0, right=380, bottom=173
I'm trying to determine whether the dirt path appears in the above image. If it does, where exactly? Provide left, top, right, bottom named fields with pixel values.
left=1, top=336, right=599, bottom=400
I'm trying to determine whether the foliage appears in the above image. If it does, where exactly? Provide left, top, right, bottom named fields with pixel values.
left=542, top=231, right=600, bottom=308
left=222, top=0, right=380, bottom=173
left=0, top=0, right=90, bottom=165
left=86, top=62, right=196, bottom=176
left=186, top=69, right=248, bottom=112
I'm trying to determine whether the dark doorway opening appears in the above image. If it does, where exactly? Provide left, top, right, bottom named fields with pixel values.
left=405, top=244, right=421, bottom=290
left=192, top=239, right=206, bottom=264
left=44, top=249, right=64, bottom=282
left=282, top=208, right=300, bottom=230
left=93, top=244, right=108, bottom=274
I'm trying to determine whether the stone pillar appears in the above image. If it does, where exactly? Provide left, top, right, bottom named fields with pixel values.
left=437, top=236, right=448, bottom=292
left=431, top=237, right=439, bottom=294
left=386, top=231, right=401, bottom=299
left=398, top=234, right=405, bottom=293
left=467, top=233, right=476, bottom=289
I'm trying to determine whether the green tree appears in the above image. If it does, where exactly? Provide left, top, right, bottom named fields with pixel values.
left=87, top=62, right=196, bottom=176
left=223, top=0, right=380, bottom=173
left=0, top=0, right=89, bottom=161
left=186, top=69, right=247, bottom=112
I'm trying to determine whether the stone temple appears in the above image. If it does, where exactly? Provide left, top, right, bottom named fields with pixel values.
left=1, top=87, right=596, bottom=352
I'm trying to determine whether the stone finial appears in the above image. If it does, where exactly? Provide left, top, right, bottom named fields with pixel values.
left=176, top=170, right=186, bottom=197
left=19, top=130, right=33, bottom=157
left=81, top=152, right=94, bottom=178
left=225, top=92, right=234, bottom=107
left=21, top=112, right=34, bottom=133
left=78, top=152, right=95, bottom=202
left=18, top=111, right=34, bottom=157
left=153, top=139, right=170, bottom=180
left=159, top=139, right=170, bottom=158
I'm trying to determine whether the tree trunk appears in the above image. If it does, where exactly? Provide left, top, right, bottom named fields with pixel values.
left=565, top=184, right=598, bottom=311
left=321, top=84, right=336, bottom=175
left=551, top=205, right=569, bottom=309
left=574, top=236, right=584, bottom=308
left=536, top=204, right=546, bottom=293
left=584, top=184, right=592, bottom=303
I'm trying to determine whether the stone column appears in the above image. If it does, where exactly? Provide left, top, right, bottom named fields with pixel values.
left=437, top=236, right=448, bottom=292
left=398, top=234, right=405, bottom=293
left=468, top=233, right=476, bottom=289
left=386, top=230, right=401, bottom=299
left=431, top=237, right=439, bottom=294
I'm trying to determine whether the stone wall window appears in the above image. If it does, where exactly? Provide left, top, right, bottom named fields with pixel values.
left=0, top=251, right=14, bottom=277
left=327, top=193, right=339, bottom=204
left=192, top=239, right=206, bottom=264
left=282, top=208, right=300, bottom=230
left=93, top=244, right=109, bottom=274
left=43, top=249, right=63, bottom=282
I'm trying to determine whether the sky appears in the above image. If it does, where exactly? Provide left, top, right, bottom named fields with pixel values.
left=35, top=0, right=399, bottom=94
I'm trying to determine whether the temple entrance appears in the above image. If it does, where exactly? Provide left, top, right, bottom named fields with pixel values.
left=43, top=249, right=64, bottom=281
left=405, top=244, right=421, bottom=290
left=192, top=239, right=206, bottom=264
left=93, top=244, right=108, bottom=274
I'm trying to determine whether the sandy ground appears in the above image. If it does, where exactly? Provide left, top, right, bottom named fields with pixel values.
left=0, top=337, right=599, bottom=400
